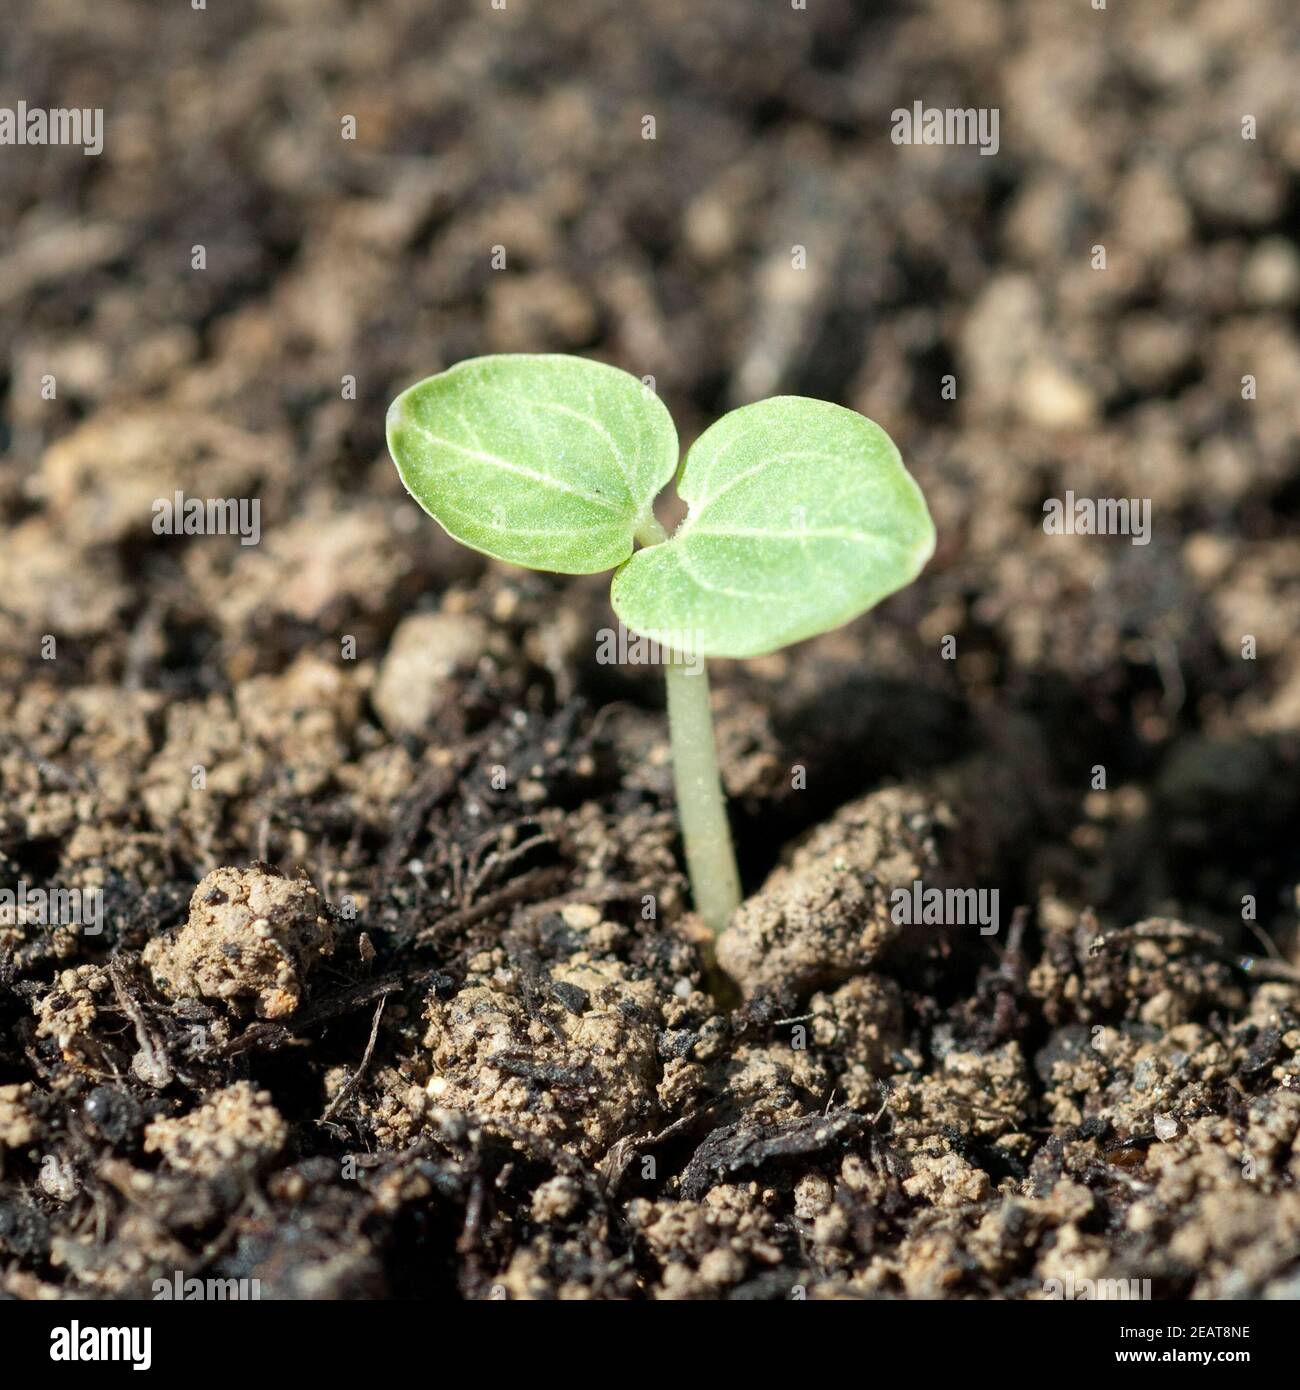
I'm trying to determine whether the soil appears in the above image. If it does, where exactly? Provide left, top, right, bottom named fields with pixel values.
left=2, top=0, right=1300, bottom=1301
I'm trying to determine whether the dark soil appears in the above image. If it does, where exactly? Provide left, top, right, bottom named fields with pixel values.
left=2, top=0, right=1299, bottom=1300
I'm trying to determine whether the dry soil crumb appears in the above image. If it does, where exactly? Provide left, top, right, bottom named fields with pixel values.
left=716, top=786, right=954, bottom=999
left=421, top=922, right=665, bottom=1161
left=371, top=610, right=498, bottom=736
left=0, top=1085, right=42, bottom=1150
left=34, top=965, right=113, bottom=1057
left=143, top=1082, right=287, bottom=1180
left=628, top=1187, right=785, bottom=1299
left=143, top=865, right=336, bottom=1019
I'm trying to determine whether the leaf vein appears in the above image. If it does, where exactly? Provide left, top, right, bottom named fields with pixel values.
left=420, top=433, right=624, bottom=515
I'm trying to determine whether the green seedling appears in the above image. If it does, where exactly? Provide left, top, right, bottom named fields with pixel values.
left=387, top=354, right=935, bottom=937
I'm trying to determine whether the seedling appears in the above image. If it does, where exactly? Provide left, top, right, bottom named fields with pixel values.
left=387, top=355, right=935, bottom=937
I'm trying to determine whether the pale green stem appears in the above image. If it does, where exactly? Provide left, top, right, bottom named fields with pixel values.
left=663, top=656, right=742, bottom=935
left=633, top=511, right=742, bottom=935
